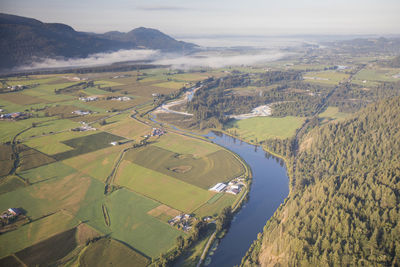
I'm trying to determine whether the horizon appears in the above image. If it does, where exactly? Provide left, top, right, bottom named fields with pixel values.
left=1, top=0, right=400, bottom=36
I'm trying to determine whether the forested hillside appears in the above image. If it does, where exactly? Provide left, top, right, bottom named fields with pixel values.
left=243, top=96, right=400, bottom=266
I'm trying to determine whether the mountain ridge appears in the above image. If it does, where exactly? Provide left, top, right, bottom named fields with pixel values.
left=0, top=13, right=198, bottom=70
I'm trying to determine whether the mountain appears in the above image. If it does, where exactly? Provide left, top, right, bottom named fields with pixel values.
left=100, top=27, right=197, bottom=52
left=242, top=97, right=400, bottom=266
left=0, top=13, right=197, bottom=71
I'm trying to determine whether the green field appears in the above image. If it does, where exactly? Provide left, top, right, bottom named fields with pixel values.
left=115, top=160, right=214, bottom=213
left=17, top=145, right=56, bottom=171
left=354, top=68, right=399, bottom=82
left=154, top=81, right=186, bottom=89
left=23, top=131, right=96, bottom=155
left=0, top=117, right=53, bottom=143
left=0, top=212, right=79, bottom=258
left=226, top=116, right=305, bottom=141
left=17, top=119, right=80, bottom=140
left=63, top=145, right=124, bottom=182
left=153, top=132, right=220, bottom=157
left=79, top=238, right=149, bottom=267
left=303, top=70, right=349, bottom=85
left=18, top=161, right=77, bottom=184
left=194, top=194, right=236, bottom=218
left=318, top=106, right=350, bottom=121
left=123, top=145, right=244, bottom=189
left=53, top=131, right=124, bottom=161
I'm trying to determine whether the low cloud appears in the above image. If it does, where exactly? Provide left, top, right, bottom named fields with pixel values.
left=137, top=5, right=189, bottom=11
left=154, top=51, right=287, bottom=69
left=18, top=48, right=288, bottom=71
left=19, top=49, right=160, bottom=70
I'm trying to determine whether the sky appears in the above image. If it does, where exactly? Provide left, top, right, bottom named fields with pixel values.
left=1, top=0, right=400, bottom=37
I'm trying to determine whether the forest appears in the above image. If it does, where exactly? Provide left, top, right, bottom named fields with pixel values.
left=242, top=96, right=400, bottom=266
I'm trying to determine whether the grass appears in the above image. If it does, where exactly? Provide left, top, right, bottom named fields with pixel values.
left=99, top=114, right=150, bottom=140
left=153, top=81, right=186, bottom=89
left=115, top=160, right=214, bottom=213
left=354, top=68, right=399, bottom=82
left=17, top=119, right=80, bottom=140
left=23, top=131, right=96, bottom=155
left=303, top=70, right=349, bottom=85
left=63, top=145, right=127, bottom=182
left=79, top=238, right=149, bottom=267
left=0, top=92, right=48, bottom=105
left=123, top=145, right=245, bottom=189
left=225, top=116, right=305, bottom=141
left=53, top=131, right=125, bottom=161
left=15, top=227, right=77, bottom=266
left=153, top=132, right=220, bottom=158
left=18, top=161, right=77, bottom=184
left=94, top=80, right=123, bottom=88
left=0, top=172, right=96, bottom=220
left=0, top=144, right=13, bottom=177
left=0, top=176, right=25, bottom=195
left=318, top=106, right=350, bottom=121
left=107, top=189, right=184, bottom=257
left=17, top=145, right=56, bottom=171
left=194, top=194, right=236, bottom=218
left=0, top=117, right=52, bottom=143
left=0, top=212, right=79, bottom=258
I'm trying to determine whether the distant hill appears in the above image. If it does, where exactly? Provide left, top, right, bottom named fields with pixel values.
left=0, top=13, right=197, bottom=71
left=100, top=27, right=197, bottom=52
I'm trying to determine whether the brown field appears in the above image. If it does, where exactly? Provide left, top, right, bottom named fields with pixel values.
left=44, top=105, right=81, bottom=118
left=147, top=204, right=181, bottom=218
left=99, top=114, right=150, bottom=140
left=0, top=92, right=47, bottom=105
left=76, top=223, right=101, bottom=245
left=17, top=146, right=56, bottom=172
left=87, top=99, right=143, bottom=111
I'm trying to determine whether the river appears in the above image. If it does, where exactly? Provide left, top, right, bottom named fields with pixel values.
left=149, top=111, right=289, bottom=266
left=205, top=132, right=289, bottom=267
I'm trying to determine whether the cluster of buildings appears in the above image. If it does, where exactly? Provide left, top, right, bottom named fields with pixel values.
left=0, top=112, right=28, bottom=120
left=71, top=123, right=96, bottom=132
left=151, top=128, right=165, bottom=137
left=168, top=214, right=193, bottom=231
left=79, top=96, right=98, bottom=102
left=0, top=208, right=21, bottom=221
left=110, top=96, right=131, bottom=101
left=6, top=85, right=25, bottom=91
left=209, top=179, right=245, bottom=195
left=72, top=110, right=91, bottom=116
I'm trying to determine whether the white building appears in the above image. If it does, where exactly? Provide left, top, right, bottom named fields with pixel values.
left=209, top=183, right=227, bottom=193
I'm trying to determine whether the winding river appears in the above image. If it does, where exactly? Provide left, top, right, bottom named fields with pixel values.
left=149, top=111, right=289, bottom=266
left=204, top=132, right=289, bottom=266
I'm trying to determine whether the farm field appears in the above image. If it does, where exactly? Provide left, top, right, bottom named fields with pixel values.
left=79, top=238, right=149, bottom=267
left=0, top=212, right=79, bottom=258
left=115, top=160, right=214, bottom=213
left=0, top=70, right=247, bottom=264
left=123, top=145, right=245, bottom=189
left=318, top=106, right=350, bottom=121
left=303, top=70, right=349, bottom=85
left=353, top=68, right=400, bottom=82
left=153, top=132, right=220, bottom=157
left=225, top=116, right=305, bottom=141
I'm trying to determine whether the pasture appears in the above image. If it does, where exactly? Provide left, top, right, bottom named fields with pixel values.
left=123, top=145, right=244, bottom=189
left=153, top=132, right=220, bottom=157
left=303, top=70, right=349, bottom=85
left=115, top=160, right=214, bottom=213
left=318, top=106, right=350, bottom=121
left=79, top=238, right=149, bottom=267
left=53, top=131, right=125, bottom=161
left=225, top=116, right=305, bottom=141
left=0, top=212, right=79, bottom=258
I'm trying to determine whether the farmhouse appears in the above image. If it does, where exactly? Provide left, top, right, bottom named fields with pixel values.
left=209, top=183, right=227, bottom=193
left=79, top=96, right=98, bottom=102
left=151, top=128, right=165, bottom=137
left=72, top=110, right=91, bottom=116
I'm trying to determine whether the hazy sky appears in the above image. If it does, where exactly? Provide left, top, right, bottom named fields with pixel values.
left=1, top=0, right=399, bottom=36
